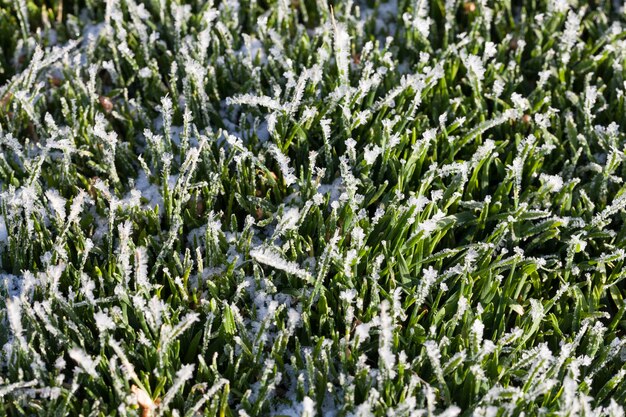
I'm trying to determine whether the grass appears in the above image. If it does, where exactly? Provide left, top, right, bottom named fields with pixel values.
left=0, top=0, right=626, bottom=415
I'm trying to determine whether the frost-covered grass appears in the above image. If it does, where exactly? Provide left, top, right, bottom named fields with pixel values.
left=1, top=0, right=626, bottom=415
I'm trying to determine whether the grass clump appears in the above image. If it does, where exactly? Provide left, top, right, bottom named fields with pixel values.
left=1, top=0, right=626, bottom=415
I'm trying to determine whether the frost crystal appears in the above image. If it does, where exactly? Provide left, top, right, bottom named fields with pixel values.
left=250, top=247, right=311, bottom=280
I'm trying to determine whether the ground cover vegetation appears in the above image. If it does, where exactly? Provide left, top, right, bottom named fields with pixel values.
left=1, top=0, right=626, bottom=415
